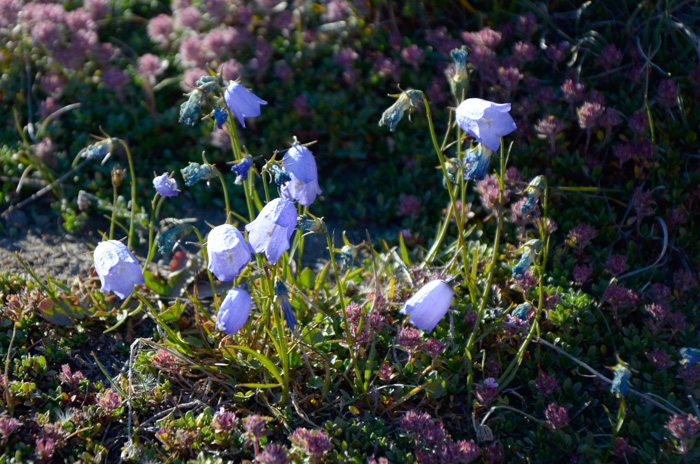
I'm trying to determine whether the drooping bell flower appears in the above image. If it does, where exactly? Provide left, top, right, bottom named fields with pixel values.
left=212, top=107, right=228, bottom=129
left=280, top=141, right=322, bottom=206
left=245, top=198, right=297, bottom=264
left=216, top=287, right=252, bottom=335
left=464, top=144, right=493, bottom=181
left=207, top=224, right=252, bottom=281
left=274, top=278, right=297, bottom=331
left=93, top=240, right=145, bottom=300
left=224, top=81, right=267, bottom=128
left=399, top=280, right=454, bottom=333
left=153, top=172, right=179, bottom=197
left=455, top=98, right=517, bottom=152
left=231, top=155, right=253, bottom=185
left=512, top=239, right=542, bottom=279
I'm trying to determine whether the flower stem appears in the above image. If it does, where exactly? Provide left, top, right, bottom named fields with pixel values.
left=465, top=137, right=506, bottom=403
left=118, top=140, right=137, bottom=250
left=326, top=231, right=365, bottom=396
left=266, top=266, right=289, bottom=404
left=109, top=181, right=118, bottom=240
left=225, top=108, right=256, bottom=222
left=216, top=170, right=231, bottom=223
left=420, top=92, right=471, bottom=279
left=499, top=180, right=550, bottom=389
left=142, top=194, right=164, bottom=272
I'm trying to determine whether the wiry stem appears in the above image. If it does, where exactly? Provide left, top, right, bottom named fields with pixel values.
left=466, top=137, right=506, bottom=402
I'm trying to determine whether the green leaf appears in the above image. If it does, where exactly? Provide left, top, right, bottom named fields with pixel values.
left=299, top=267, right=314, bottom=289
left=237, top=383, right=283, bottom=389
left=226, top=345, right=284, bottom=387
left=144, top=271, right=168, bottom=296
left=38, top=297, right=90, bottom=326
left=399, top=231, right=410, bottom=265
left=159, top=299, right=186, bottom=323
left=315, top=262, right=330, bottom=291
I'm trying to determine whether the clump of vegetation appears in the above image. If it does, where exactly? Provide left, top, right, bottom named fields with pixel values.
left=1, top=1, right=699, bottom=463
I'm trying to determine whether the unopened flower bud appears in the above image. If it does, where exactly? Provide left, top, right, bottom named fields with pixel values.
left=449, top=46, right=470, bottom=101
left=111, top=165, right=126, bottom=187
left=77, top=190, right=91, bottom=211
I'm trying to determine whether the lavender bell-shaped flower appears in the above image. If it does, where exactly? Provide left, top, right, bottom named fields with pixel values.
left=153, top=172, right=179, bottom=197
left=207, top=224, right=252, bottom=281
left=245, top=198, right=297, bottom=264
left=280, top=142, right=322, bottom=206
left=93, top=240, right=145, bottom=300
left=464, top=144, right=493, bottom=181
left=455, top=98, right=517, bottom=152
left=400, top=280, right=454, bottom=333
left=224, top=81, right=267, bottom=128
left=216, top=287, right=252, bottom=335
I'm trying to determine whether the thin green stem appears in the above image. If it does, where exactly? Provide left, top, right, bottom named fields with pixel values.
left=216, top=170, right=231, bottom=223
left=193, top=226, right=219, bottom=311
left=142, top=194, right=164, bottom=272
left=466, top=137, right=507, bottom=401
left=266, top=267, right=289, bottom=403
left=225, top=108, right=256, bottom=222
left=118, top=140, right=137, bottom=250
left=421, top=196, right=455, bottom=267
left=326, top=232, right=365, bottom=396
left=420, top=92, right=470, bottom=278
left=109, top=181, right=118, bottom=240
left=498, top=180, right=551, bottom=389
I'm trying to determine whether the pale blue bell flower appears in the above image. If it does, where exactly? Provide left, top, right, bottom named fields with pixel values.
left=245, top=198, right=297, bottom=264
left=207, top=224, right=252, bottom=282
left=399, top=280, right=454, bottom=333
left=224, top=81, right=267, bottom=128
left=93, top=240, right=145, bottom=300
left=455, top=98, right=517, bottom=152
left=216, top=287, right=252, bottom=335
left=153, top=172, right=179, bottom=197
left=280, top=142, right=322, bottom=206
